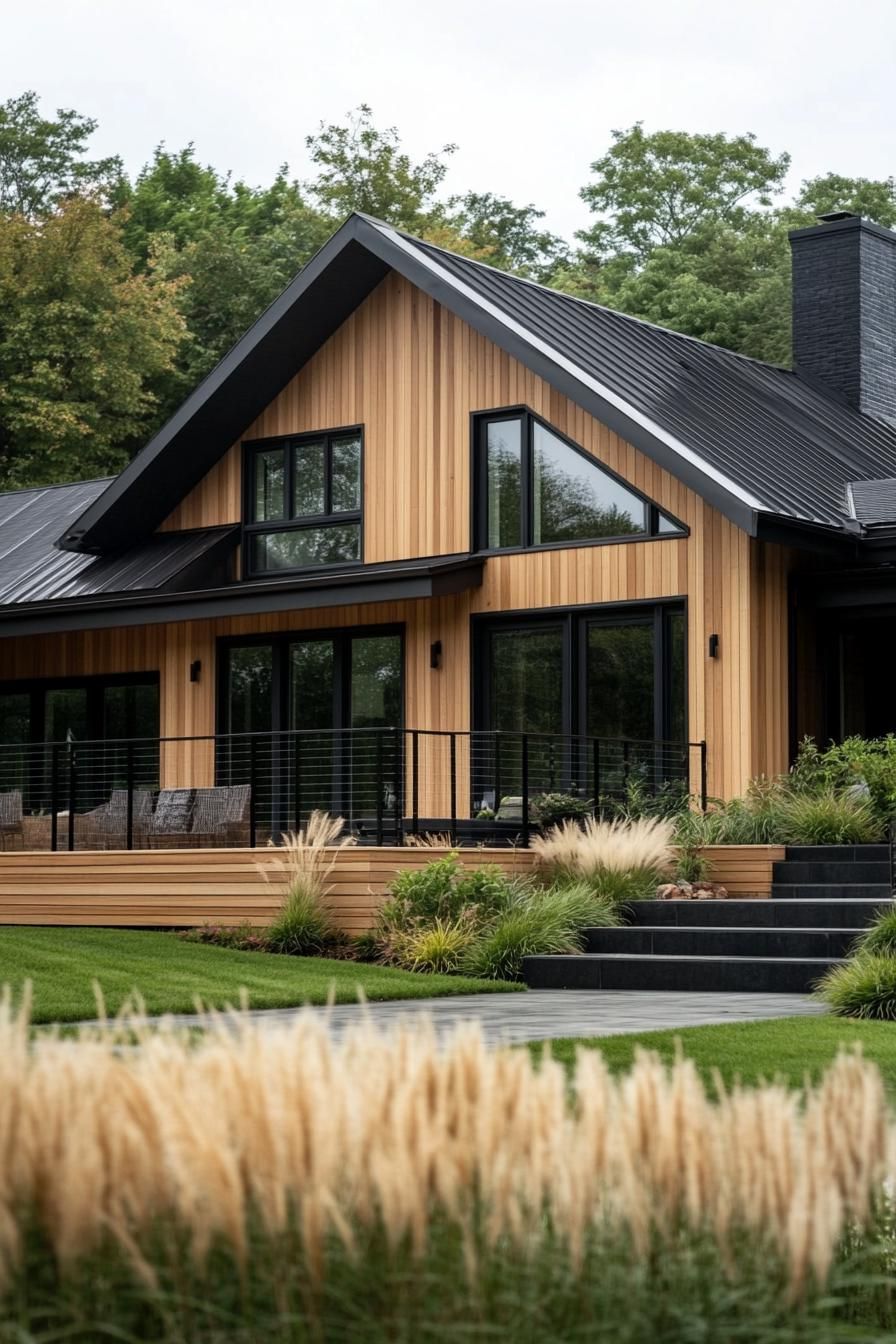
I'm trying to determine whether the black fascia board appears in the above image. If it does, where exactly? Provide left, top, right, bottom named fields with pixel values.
left=0, top=555, right=484, bottom=638
left=753, top=512, right=857, bottom=557
left=59, top=219, right=390, bottom=555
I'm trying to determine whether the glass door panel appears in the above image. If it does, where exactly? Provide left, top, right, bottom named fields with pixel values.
left=487, top=626, right=565, bottom=806
left=101, top=683, right=161, bottom=796
left=219, top=645, right=273, bottom=813
left=585, top=621, right=655, bottom=798
left=289, top=639, right=337, bottom=821
left=0, top=693, right=31, bottom=802
left=350, top=634, right=402, bottom=823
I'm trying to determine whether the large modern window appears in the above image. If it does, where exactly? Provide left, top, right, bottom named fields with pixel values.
left=244, top=427, right=362, bottom=576
left=218, top=629, right=402, bottom=827
left=474, top=605, right=686, bottom=801
left=0, top=674, right=160, bottom=809
left=475, top=409, right=685, bottom=551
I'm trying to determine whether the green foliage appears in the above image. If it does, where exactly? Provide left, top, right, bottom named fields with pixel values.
left=178, top=922, right=269, bottom=952
left=460, top=902, right=580, bottom=981
left=384, top=851, right=466, bottom=924
left=531, top=791, right=594, bottom=828
left=265, top=884, right=336, bottom=956
left=445, top=190, right=570, bottom=280
left=454, top=863, right=528, bottom=915
left=544, top=878, right=619, bottom=929
left=607, top=772, right=691, bottom=822
left=776, top=787, right=882, bottom=845
left=790, top=736, right=896, bottom=827
left=675, top=844, right=712, bottom=884
left=394, top=916, right=476, bottom=974
left=817, top=955, right=896, bottom=1021
left=0, top=197, right=185, bottom=488
left=0, top=89, right=122, bottom=216
left=586, top=867, right=664, bottom=905
left=855, top=908, right=896, bottom=960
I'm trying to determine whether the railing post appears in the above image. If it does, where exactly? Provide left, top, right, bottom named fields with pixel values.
left=521, top=734, right=530, bottom=848
left=449, top=733, right=457, bottom=847
left=494, top=731, right=502, bottom=817
left=411, top=730, right=419, bottom=839
left=248, top=736, right=258, bottom=848
left=699, top=741, right=708, bottom=812
left=592, top=738, right=600, bottom=819
left=294, top=734, right=302, bottom=832
left=50, top=744, right=60, bottom=853
left=67, top=744, right=76, bottom=853
left=392, top=727, right=402, bottom=846
left=125, top=741, right=135, bottom=851
left=375, top=731, right=384, bottom=846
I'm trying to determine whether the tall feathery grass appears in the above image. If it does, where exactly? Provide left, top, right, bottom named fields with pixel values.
left=532, top=815, right=675, bottom=903
left=1, top=992, right=896, bottom=1339
left=258, top=810, right=355, bottom=954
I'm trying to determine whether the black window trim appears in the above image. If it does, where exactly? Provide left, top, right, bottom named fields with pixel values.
left=242, top=425, right=364, bottom=579
left=471, top=598, right=688, bottom=745
left=470, top=405, right=688, bottom=555
left=0, top=671, right=161, bottom=746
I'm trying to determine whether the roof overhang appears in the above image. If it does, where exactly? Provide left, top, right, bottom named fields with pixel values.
left=0, top=554, right=483, bottom=638
left=59, top=213, right=789, bottom=556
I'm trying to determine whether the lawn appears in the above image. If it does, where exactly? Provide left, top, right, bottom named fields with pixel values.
left=536, top=1015, right=896, bottom=1093
left=0, top=927, right=521, bottom=1024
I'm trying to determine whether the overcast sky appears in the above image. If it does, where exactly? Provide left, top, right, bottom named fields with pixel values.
left=3, top=0, right=894, bottom=241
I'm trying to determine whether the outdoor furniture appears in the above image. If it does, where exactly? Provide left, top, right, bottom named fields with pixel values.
left=79, top=789, right=155, bottom=849
left=0, top=791, right=23, bottom=850
left=189, top=785, right=251, bottom=846
left=145, top=788, right=196, bottom=848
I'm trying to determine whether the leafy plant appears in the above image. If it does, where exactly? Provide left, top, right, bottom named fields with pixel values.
left=394, top=916, right=476, bottom=974
left=460, top=903, right=580, bottom=981
left=675, top=843, right=712, bottom=884
left=530, top=791, right=593, bottom=828
left=790, top=735, right=896, bottom=828
left=777, top=787, right=882, bottom=845
left=853, top=907, right=896, bottom=960
left=385, top=852, right=465, bottom=923
left=816, top=955, right=896, bottom=1020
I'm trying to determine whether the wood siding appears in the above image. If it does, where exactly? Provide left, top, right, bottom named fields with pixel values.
left=0, top=844, right=779, bottom=930
left=0, top=271, right=798, bottom=797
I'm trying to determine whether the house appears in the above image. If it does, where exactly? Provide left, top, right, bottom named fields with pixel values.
left=1, top=208, right=896, bottom=851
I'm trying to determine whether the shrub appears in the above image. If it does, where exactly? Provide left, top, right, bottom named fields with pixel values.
left=816, top=955, right=896, bottom=1020
left=675, top=842, right=712, bottom=884
left=385, top=851, right=465, bottom=923
left=790, top=735, right=896, bottom=826
left=259, top=811, right=354, bottom=955
left=178, top=921, right=270, bottom=952
left=853, top=907, right=896, bottom=959
left=541, top=878, right=619, bottom=929
left=530, top=791, right=593, bottom=828
left=394, top=916, right=476, bottom=973
left=777, top=787, right=882, bottom=845
left=531, top=815, right=674, bottom=902
left=454, top=863, right=529, bottom=915
left=461, top=902, right=580, bottom=980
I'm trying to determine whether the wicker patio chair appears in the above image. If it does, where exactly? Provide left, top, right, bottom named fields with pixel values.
left=190, top=784, right=251, bottom=847
left=145, top=788, right=196, bottom=849
left=0, top=791, right=23, bottom=851
left=79, top=789, right=154, bottom=849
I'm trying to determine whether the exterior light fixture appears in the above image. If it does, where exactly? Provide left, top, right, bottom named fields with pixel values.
left=430, top=641, right=443, bottom=669
left=190, top=660, right=202, bottom=683
left=708, top=634, right=719, bottom=659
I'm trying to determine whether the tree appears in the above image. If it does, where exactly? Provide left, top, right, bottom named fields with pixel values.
left=0, top=90, right=122, bottom=217
left=0, top=197, right=185, bottom=489
left=577, top=123, right=790, bottom=264
left=788, top=173, right=896, bottom=230
left=447, top=191, right=569, bottom=280
left=303, top=104, right=456, bottom=231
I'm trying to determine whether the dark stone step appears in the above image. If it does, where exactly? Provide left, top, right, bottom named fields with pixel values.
left=772, top=883, right=891, bottom=901
left=625, top=899, right=888, bottom=928
left=785, top=844, right=889, bottom=863
left=585, top=925, right=858, bottom=958
left=523, top=954, right=840, bottom=993
left=772, top=861, right=890, bottom=884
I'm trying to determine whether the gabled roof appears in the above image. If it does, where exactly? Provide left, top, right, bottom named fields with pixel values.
left=59, top=213, right=896, bottom=555
left=0, top=480, right=237, bottom=605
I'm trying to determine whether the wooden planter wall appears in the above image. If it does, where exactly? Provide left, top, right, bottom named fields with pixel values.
left=0, top=844, right=782, bottom=931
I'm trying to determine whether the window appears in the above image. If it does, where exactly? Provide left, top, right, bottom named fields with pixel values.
left=476, top=410, right=684, bottom=551
left=244, top=428, right=362, bottom=575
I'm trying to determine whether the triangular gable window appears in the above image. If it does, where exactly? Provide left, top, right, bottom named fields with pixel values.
left=475, top=410, right=686, bottom=551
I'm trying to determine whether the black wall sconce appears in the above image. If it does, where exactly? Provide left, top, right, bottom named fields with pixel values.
left=708, top=634, right=719, bottom=659
left=430, top=640, right=442, bottom=669
left=189, top=659, right=202, bottom=683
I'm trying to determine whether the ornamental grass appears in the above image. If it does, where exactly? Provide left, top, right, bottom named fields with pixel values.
left=1, top=990, right=896, bottom=1342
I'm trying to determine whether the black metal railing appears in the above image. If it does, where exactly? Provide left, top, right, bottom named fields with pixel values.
left=0, top=729, right=707, bottom=852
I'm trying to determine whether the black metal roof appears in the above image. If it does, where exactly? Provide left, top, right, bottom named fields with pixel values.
left=55, top=213, right=896, bottom=557
left=0, top=480, right=238, bottom=606
left=847, top=477, right=896, bottom=525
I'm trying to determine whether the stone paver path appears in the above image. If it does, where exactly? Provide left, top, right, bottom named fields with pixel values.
left=154, top=990, right=825, bottom=1047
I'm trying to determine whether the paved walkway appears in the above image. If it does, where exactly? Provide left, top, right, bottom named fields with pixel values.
left=154, top=991, right=825, bottom=1047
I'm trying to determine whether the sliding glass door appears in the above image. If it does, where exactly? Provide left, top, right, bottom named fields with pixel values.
left=475, top=604, right=685, bottom=804
left=219, top=628, right=402, bottom=831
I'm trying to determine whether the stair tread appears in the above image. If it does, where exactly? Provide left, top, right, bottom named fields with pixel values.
left=589, top=925, right=862, bottom=933
left=531, top=953, right=844, bottom=964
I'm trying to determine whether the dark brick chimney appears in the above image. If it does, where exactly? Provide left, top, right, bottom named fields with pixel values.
left=789, top=212, right=896, bottom=426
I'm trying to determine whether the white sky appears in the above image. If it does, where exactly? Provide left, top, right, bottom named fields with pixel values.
left=2, top=0, right=894, bottom=241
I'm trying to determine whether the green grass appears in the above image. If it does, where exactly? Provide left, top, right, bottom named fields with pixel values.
left=535, top=1014, right=896, bottom=1093
left=0, top=927, right=522, bottom=1025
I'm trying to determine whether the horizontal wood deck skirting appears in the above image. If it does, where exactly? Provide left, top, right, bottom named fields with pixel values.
left=0, top=844, right=783, bottom=930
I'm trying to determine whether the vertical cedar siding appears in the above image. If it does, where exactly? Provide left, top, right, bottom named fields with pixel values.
left=2, top=271, right=795, bottom=798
